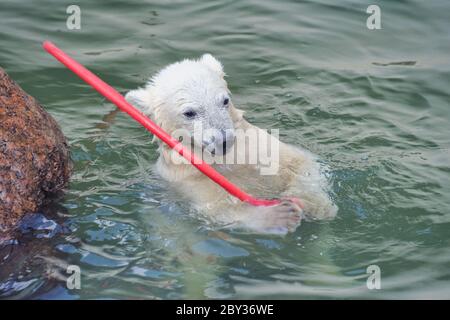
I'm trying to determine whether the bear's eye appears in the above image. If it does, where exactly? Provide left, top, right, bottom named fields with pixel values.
left=223, top=98, right=229, bottom=106
left=183, top=110, right=197, bottom=119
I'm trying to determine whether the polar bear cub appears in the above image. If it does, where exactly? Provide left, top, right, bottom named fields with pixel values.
left=126, top=54, right=337, bottom=234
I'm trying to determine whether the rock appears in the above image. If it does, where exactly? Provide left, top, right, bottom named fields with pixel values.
left=0, top=67, right=71, bottom=234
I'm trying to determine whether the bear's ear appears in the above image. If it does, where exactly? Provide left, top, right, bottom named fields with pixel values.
left=125, top=88, right=152, bottom=113
left=200, top=54, right=224, bottom=77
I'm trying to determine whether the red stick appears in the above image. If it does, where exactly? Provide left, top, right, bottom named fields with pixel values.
left=43, top=41, right=282, bottom=206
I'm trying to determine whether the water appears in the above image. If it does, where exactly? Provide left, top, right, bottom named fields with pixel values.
left=1, top=0, right=449, bottom=299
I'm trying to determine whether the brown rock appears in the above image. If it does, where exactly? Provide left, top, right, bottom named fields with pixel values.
left=0, top=67, right=71, bottom=233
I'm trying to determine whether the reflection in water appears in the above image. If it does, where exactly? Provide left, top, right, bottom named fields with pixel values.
left=0, top=204, right=79, bottom=299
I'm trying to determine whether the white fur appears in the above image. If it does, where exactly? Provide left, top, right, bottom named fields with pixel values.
left=126, top=55, right=337, bottom=234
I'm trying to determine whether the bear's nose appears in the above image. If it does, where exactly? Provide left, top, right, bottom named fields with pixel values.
left=202, top=129, right=235, bottom=155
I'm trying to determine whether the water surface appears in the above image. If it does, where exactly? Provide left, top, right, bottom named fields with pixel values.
left=0, top=0, right=449, bottom=299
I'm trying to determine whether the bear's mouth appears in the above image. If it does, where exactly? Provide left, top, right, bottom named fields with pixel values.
left=187, top=135, right=235, bottom=157
left=202, top=140, right=234, bottom=156
left=200, top=139, right=235, bottom=156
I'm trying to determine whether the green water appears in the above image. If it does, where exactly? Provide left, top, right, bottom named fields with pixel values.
left=1, top=0, right=449, bottom=299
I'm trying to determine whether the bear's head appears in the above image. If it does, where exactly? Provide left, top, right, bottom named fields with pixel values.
left=126, top=54, right=243, bottom=157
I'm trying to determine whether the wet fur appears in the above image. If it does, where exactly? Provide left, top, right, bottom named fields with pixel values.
left=126, top=55, right=337, bottom=234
